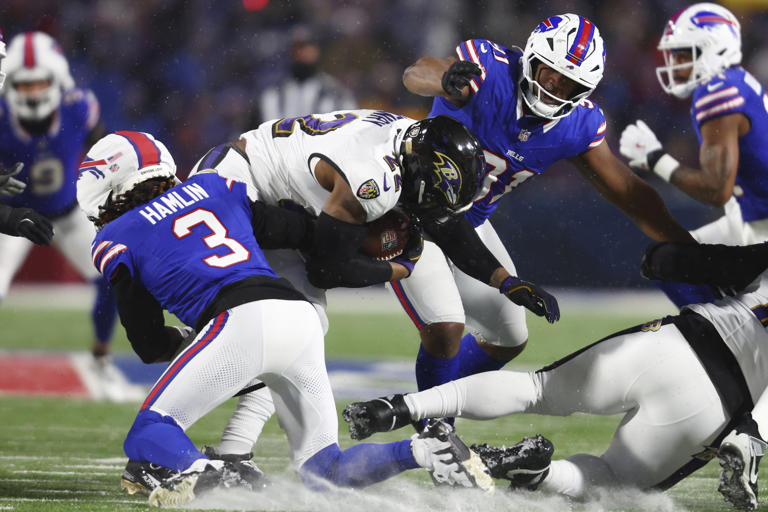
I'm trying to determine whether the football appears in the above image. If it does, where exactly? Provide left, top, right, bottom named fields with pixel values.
left=360, top=209, right=411, bottom=261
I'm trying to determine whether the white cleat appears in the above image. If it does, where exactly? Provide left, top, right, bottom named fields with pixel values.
left=718, top=429, right=767, bottom=511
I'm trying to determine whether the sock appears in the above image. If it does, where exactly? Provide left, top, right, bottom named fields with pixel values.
left=92, top=276, right=118, bottom=346
left=656, top=281, right=717, bottom=309
left=300, top=440, right=417, bottom=490
left=457, top=333, right=506, bottom=378
left=415, top=344, right=460, bottom=391
left=123, top=410, right=206, bottom=472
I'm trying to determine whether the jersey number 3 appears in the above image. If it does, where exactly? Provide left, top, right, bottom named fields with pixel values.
left=173, top=209, right=250, bottom=268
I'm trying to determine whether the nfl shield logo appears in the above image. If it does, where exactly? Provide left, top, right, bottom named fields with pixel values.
left=518, top=129, right=530, bottom=142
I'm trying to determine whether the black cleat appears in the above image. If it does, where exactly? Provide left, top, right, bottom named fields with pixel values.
left=121, top=460, right=178, bottom=496
left=202, top=446, right=268, bottom=491
left=472, top=434, right=554, bottom=490
left=342, top=394, right=412, bottom=440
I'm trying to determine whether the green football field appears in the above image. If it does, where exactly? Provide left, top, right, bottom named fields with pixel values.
left=0, top=298, right=760, bottom=511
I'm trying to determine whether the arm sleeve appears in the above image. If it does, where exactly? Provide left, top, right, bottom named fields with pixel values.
left=306, top=212, right=394, bottom=289
left=424, top=215, right=502, bottom=285
left=0, top=204, right=17, bottom=236
left=110, top=265, right=180, bottom=364
left=250, top=200, right=314, bottom=252
left=642, top=242, right=768, bottom=291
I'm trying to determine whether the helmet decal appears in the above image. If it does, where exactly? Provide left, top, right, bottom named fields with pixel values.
left=116, top=131, right=161, bottom=169
left=431, top=151, right=462, bottom=204
left=23, top=33, right=35, bottom=68
left=535, top=16, right=563, bottom=33
left=691, top=11, right=738, bottom=35
left=566, top=17, right=595, bottom=66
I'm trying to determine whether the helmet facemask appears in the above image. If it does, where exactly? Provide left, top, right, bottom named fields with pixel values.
left=520, top=57, right=592, bottom=119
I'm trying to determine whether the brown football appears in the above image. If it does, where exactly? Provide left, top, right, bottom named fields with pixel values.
left=360, top=209, right=411, bottom=261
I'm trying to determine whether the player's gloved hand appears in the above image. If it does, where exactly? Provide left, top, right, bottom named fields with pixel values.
left=619, top=120, right=679, bottom=181
left=500, top=276, right=560, bottom=323
left=10, top=208, right=53, bottom=245
left=0, top=162, right=26, bottom=196
left=391, top=219, right=424, bottom=277
left=441, top=60, right=481, bottom=98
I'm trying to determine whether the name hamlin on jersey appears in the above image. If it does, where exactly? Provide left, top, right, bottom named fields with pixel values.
left=139, top=182, right=210, bottom=225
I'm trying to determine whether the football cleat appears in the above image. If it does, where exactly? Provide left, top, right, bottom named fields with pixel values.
left=410, top=419, right=494, bottom=492
left=343, top=394, right=413, bottom=440
left=202, top=446, right=268, bottom=490
left=718, top=428, right=767, bottom=511
left=121, top=460, right=178, bottom=496
left=148, top=460, right=224, bottom=508
left=471, top=434, right=554, bottom=491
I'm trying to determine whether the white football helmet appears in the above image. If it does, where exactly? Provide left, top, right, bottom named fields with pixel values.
left=656, top=3, right=741, bottom=99
left=77, top=131, right=177, bottom=222
left=520, top=13, right=605, bottom=119
left=3, top=31, right=75, bottom=120
left=0, top=29, right=7, bottom=92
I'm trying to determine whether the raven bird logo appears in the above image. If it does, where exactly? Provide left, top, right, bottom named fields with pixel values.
left=431, top=151, right=462, bottom=205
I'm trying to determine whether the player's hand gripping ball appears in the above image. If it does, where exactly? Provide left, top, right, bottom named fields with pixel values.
left=360, top=209, right=411, bottom=261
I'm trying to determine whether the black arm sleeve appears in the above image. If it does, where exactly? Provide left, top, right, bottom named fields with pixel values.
left=306, top=212, right=394, bottom=289
left=250, top=200, right=314, bottom=252
left=424, top=215, right=502, bottom=285
left=0, top=204, right=16, bottom=236
left=642, top=241, right=768, bottom=290
left=110, top=265, right=178, bottom=364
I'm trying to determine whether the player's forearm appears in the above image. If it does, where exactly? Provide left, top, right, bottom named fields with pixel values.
left=613, top=182, right=695, bottom=243
left=668, top=144, right=735, bottom=206
left=403, top=57, right=451, bottom=98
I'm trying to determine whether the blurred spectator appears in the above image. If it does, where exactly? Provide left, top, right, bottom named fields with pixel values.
left=248, top=26, right=356, bottom=126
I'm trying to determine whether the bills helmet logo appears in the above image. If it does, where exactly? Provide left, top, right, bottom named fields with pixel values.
left=535, top=16, right=563, bottom=33
left=431, top=151, right=462, bottom=205
left=691, top=10, right=738, bottom=36
left=357, top=179, right=380, bottom=200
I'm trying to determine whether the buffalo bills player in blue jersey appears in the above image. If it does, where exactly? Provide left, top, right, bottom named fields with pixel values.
left=397, top=13, right=695, bottom=409
left=76, top=131, right=493, bottom=506
left=619, top=4, right=768, bottom=509
left=0, top=27, right=52, bottom=244
left=0, top=32, right=130, bottom=401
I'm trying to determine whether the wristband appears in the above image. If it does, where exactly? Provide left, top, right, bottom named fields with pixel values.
left=648, top=150, right=679, bottom=182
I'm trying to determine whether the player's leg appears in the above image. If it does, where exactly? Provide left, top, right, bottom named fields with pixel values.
left=0, top=233, right=33, bottom=301
left=453, top=219, right=527, bottom=377
left=387, top=240, right=466, bottom=394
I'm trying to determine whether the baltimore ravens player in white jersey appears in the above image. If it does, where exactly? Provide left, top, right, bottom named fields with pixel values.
left=344, top=240, right=768, bottom=510
left=397, top=13, right=694, bottom=408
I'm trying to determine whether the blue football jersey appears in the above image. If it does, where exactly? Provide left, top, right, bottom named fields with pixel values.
left=91, top=172, right=278, bottom=327
left=691, top=67, right=768, bottom=222
left=429, top=39, right=607, bottom=226
left=0, top=87, right=99, bottom=217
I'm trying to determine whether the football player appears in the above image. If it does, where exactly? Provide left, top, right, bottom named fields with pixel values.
left=77, top=131, right=493, bottom=506
left=619, top=4, right=768, bottom=508
left=185, top=110, right=558, bottom=462
left=344, top=240, right=768, bottom=510
left=0, top=27, right=52, bottom=244
left=0, top=32, right=133, bottom=400
left=395, top=13, right=694, bottom=412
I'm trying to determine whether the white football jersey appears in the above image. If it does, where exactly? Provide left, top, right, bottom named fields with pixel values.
left=687, top=270, right=768, bottom=404
left=217, top=110, right=414, bottom=222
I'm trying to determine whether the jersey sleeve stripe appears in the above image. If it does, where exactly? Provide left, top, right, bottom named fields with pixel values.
left=460, top=40, right=487, bottom=83
left=455, top=44, right=481, bottom=94
left=98, top=244, right=127, bottom=274
left=91, top=240, right=112, bottom=266
left=694, top=86, right=739, bottom=108
left=588, top=137, right=605, bottom=148
left=695, top=96, right=746, bottom=122
left=596, top=121, right=606, bottom=135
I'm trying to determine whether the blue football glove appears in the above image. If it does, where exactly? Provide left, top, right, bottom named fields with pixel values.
left=500, top=276, right=560, bottom=323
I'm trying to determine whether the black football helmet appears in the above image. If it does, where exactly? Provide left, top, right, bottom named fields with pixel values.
left=397, top=116, right=484, bottom=220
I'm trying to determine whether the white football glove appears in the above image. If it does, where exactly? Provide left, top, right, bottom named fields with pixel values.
left=619, top=120, right=662, bottom=171
left=0, top=162, right=26, bottom=196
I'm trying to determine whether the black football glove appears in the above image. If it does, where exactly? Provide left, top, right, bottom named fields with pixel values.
left=9, top=207, right=54, bottom=245
left=441, top=60, right=481, bottom=98
left=0, top=162, right=26, bottom=196
left=500, top=276, right=560, bottom=323
left=391, top=219, right=424, bottom=277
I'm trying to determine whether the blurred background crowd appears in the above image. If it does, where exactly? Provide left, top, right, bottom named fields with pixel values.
left=2, top=0, right=767, bottom=287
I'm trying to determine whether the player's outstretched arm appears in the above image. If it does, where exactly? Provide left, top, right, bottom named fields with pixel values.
left=0, top=162, right=26, bottom=196
left=0, top=204, right=53, bottom=245
left=620, top=115, right=744, bottom=206
left=403, top=56, right=475, bottom=106
left=570, top=142, right=696, bottom=243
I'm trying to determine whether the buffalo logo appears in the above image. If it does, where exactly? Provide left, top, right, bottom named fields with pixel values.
left=535, top=16, right=563, bottom=33
left=691, top=11, right=738, bottom=36
left=357, top=179, right=380, bottom=200
left=431, top=151, right=462, bottom=205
